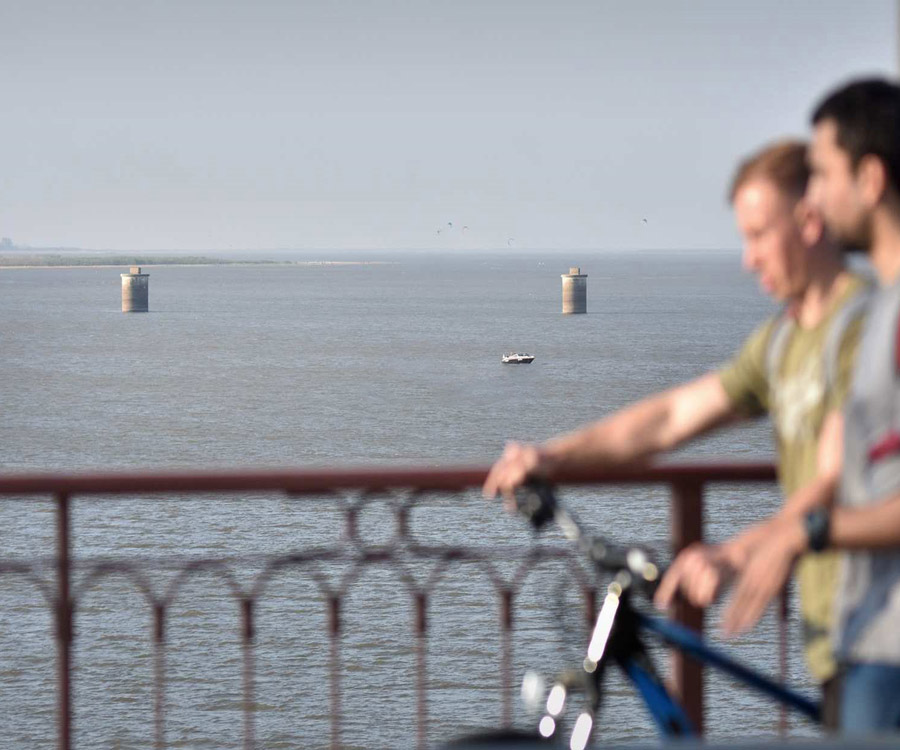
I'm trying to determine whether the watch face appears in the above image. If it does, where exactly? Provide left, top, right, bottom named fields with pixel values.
left=805, top=508, right=830, bottom=552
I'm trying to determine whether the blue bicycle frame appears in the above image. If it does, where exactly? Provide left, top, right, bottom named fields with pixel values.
left=631, top=612, right=820, bottom=736
left=516, top=482, right=822, bottom=747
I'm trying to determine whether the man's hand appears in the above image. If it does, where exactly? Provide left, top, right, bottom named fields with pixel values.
left=721, top=518, right=807, bottom=636
left=654, top=543, right=733, bottom=610
left=653, top=524, right=766, bottom=611
left=482, top=442, right=548, bottom=509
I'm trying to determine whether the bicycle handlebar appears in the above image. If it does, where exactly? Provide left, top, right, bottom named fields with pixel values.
left=516, top=481, right=663, bottom=595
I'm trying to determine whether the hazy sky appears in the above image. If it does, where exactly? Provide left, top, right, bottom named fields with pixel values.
left=1, top=1, right=897, bottom=252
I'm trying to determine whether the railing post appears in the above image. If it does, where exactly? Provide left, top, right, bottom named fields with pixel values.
left=414, top=593, right=429, bottom=750
left=55, top=492, right=73, bottom=750
left=500, top=589, right=513, bottom=727
left=328, top=596, right=342, bottom=750
left=778, top=587, right=789, bottom=736
left=669, top=480, right=704, bottom=735
left=153, top=604, right=166, bottom=749
left=242, top=598, right=256, bottom=750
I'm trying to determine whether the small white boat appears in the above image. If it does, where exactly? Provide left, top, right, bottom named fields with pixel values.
left=502, top=352, right=535, bottom=364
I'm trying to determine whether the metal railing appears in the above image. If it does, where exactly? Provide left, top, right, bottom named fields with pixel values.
left=0, top=461, right=778, bottom=749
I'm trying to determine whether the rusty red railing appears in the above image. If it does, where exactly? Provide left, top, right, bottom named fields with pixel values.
left=0, top=460, right=779, bottom=749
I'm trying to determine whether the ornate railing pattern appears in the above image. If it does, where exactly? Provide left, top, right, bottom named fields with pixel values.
left=0, top=462, right=778, bottom=749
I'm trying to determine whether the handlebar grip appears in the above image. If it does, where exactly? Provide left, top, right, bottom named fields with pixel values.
left=515, top=481, right=557, bottom=530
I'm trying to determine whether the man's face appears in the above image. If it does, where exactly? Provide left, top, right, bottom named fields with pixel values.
left=733, top=178, right=809, bottom=302
left=807, top=118, right=871, bottom=252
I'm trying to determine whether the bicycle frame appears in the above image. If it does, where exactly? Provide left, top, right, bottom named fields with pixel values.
left=537, top=577, right=822, bottom=748
left=519, top=484, right=822, bottom=747
left=639, top=611, right=821, bottom=725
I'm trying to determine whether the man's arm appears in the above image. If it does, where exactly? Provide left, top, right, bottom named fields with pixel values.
left=655, top=410, right=843, bottom=612
left=830, top=496, right=900, bottom=547
left=726, top=408, right=844, bottom=552
left=483, top=372, right=738, bottom=499
left=719, top=410, right=844, bottom=635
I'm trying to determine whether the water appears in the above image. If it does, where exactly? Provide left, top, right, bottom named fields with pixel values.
left=0, top=251, right=820, bottom=747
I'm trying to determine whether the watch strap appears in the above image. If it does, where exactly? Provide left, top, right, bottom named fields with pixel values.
left=804, top=507, right=831, bottom=552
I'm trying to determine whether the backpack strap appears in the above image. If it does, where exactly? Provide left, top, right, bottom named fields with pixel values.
left=823, top=284, right=874, bottom=394
left=765, top=281, right=874, bottom=395
left=765, top=309, right=796, bottom=390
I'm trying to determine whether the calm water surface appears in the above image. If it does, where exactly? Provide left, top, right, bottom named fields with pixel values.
left=0, top=252, right=820, bottom=748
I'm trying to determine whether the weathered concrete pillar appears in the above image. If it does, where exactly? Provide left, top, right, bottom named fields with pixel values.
left=561, top=266, right=587, bottom=314
left=121, top=266, right=149, bottom=312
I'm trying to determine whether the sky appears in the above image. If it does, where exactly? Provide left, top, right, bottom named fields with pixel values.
left=0, top=0, right=897, bottom=253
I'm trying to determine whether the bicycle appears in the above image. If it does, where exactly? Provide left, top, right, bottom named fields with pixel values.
left=449, top=482, right=821, bottom=749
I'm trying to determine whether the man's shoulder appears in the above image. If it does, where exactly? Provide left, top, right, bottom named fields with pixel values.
left=744, top=312, right=784, bottom=349
left=718, top=313, right=784, bottom=383
left=833, top=271, right=875, bottom=313
left=822, top=272, right=875, bottom=351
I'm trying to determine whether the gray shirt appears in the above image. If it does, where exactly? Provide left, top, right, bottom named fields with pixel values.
left=836, top=277, right=900, bottom=663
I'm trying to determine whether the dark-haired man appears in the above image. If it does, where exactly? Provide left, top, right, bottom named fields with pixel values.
left=722, top=77, right=900, bottom=734
left=484, top=139, right=870, bottom=723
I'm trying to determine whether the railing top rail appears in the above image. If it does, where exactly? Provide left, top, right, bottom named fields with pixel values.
left=0, top=460, right=776, bottom=496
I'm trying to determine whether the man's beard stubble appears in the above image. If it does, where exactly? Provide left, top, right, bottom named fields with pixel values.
left=834, top=216, right=873, bottom=256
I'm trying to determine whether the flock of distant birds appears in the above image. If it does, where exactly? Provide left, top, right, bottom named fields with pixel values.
left=434, top=220, right=512, bottom=244
left=435, top=217, right=648, bottom=247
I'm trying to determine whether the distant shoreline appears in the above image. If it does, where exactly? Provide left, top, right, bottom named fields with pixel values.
left=0, top=256, right=390, bottom=269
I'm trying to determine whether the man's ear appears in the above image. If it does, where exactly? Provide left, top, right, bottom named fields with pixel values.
left=794, top=197, right=825, bottom=246
left=857, top=154, right=888, bottom=208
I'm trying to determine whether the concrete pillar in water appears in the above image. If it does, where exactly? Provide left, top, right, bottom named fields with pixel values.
left=561, top=266, right=587, bottom=314
left=121, top=266, right=149, bottom=312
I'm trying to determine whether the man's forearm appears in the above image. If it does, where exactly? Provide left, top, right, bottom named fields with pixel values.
left=482, top=374, right=736, bottom=500
left=712, top=475, right=837, bottom=570
left=778, top=473, right=838, bottom=520
left=540, top=396, right=673, bottom=472
left=831, top=493, right=900, bottom=549
left=539, top=373, right=736, bottom=475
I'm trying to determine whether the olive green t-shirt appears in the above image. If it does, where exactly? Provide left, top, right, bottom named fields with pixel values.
left=718, top=274, right=868, bottom=683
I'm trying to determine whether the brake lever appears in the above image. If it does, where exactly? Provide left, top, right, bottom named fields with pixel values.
left=586, top=536, right=665, bottom=600
left=516, top=482, right=665, bottom=598
left=612, top=543, right=665, bottom=598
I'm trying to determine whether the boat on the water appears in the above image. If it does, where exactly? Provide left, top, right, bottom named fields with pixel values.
left=502, top=352, right=535, bottom=364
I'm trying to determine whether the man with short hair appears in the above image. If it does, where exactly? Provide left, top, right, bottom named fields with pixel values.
left=720, top=77, right=900, bottom=734
left=484, top=139, right=870, bottom=724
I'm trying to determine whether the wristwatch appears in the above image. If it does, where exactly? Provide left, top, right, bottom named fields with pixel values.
left=804, top=507, right=831, bottom=552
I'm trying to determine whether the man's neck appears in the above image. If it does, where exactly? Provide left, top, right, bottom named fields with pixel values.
left=792, top=247, right=848, bottom=328
left=869, top=206, right=900, bottom=285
